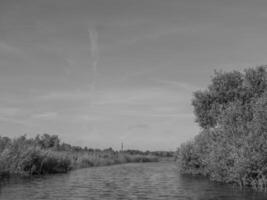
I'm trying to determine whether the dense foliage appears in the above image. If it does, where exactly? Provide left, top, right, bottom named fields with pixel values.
left=0, top=134, right=159, bottom=176
left=177, top=66, right=267, bottom=191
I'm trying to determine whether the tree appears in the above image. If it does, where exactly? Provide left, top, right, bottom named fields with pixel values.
left=35, top=134, right=60, bottom=149
left=192, top=67, right=266, bottom=129
left=178, top=66, right=267, bottom=190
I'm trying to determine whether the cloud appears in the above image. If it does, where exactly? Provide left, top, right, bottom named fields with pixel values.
left=37, top=86, right=192, bottom=116
left=38, top=90, right=92, bottom=101
left=0, top=107, right=20, bottom=117
left=0, top=41, right=20, bottom=54
left=128, top=123, right=150, bottom=130
left=153, top=79, right=201, bottom=91
left=0, top=41, right=27, bottom=60
left=72, top=114, right=110, bottom=122
left=31, top=112, right=58, bottom=120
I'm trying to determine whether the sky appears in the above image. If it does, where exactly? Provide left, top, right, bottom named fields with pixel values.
left=1, top=0, right=267, bottom=150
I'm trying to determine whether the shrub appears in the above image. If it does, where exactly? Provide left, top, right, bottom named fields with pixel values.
left=177, top=66, right=267, bottom=191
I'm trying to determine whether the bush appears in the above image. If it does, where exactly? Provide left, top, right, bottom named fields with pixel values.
left=177, top=66, right=267, bottom=191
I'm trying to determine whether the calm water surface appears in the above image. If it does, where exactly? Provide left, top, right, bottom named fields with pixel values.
left=0, top=162, right=266, bottom=200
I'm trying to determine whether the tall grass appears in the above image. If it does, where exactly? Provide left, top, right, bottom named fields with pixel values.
left=0, top=136, right=71, bottom=176
left=0, top=134, right=159, bottom=176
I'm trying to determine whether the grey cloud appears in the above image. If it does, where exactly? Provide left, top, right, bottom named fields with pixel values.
left=128, top=124, right=150, bottom=130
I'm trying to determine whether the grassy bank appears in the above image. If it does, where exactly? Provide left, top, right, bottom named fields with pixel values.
left=0, top=134, right=158, bottom=176
left=177, top=66, right=267, bottom=191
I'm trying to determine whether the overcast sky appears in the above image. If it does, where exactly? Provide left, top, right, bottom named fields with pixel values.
left=1, top=0, right=267, bottom=150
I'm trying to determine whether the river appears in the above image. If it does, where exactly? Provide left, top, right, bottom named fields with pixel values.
left=0, top=162, right=266, bottom=200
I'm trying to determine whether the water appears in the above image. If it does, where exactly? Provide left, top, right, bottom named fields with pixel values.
left=0, top=162, right=266, bottom=200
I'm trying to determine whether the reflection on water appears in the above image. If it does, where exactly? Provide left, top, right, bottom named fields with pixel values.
left=0, top=162, right=266, bottom=200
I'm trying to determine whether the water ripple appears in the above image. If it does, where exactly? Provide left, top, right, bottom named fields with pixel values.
left=0, top=162, right=266, bottom=200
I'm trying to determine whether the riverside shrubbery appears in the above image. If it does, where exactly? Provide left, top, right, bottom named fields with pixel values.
left=0, top=134, right=158, bottom=176
left=177, top=66, right=267, bottom=191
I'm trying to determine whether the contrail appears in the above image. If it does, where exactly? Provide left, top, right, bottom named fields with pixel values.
left=86, top=28, right=99, bottom=136
left=88, top=28, right=99, bottom=104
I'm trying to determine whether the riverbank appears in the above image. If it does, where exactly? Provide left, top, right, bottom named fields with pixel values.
left=0, top=134, right=159, bottom=177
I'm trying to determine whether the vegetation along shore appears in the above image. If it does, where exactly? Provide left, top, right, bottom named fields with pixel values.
left=0, top=134, right=171, bottom=177
left=177, top=66, right=267, bottom=191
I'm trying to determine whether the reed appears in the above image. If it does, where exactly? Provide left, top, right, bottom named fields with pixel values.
left=0, top=134, right=158, bottom=176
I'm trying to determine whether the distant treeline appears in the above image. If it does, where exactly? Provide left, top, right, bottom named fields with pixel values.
left=177, top=66, right=267, bottom=191
left=124, top=149, right=174, bottom=157
left=0, top=134, right=160, bottom=176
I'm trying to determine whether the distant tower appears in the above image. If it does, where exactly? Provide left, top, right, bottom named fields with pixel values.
left=121, top=142, right=124, bottom=152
